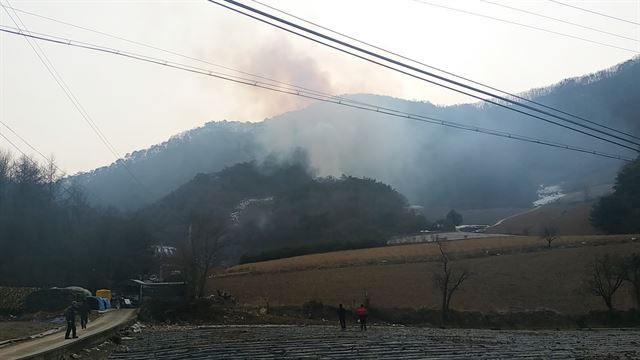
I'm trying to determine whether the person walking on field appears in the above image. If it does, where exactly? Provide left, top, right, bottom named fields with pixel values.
left=356, top=304, right=368, bottom=331
left=79, top=300, right=90, bottom=329
left=64, top=302, right=78, bottom=339
left=337, top=304, right=347, bottom=330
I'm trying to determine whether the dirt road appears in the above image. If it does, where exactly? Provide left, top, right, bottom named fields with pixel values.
left=0, top=309, right=136, bottom=360
left=109, top=325, right=640, bottom=359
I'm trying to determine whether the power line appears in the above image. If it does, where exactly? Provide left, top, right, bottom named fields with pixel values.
left=246, top=0, right=640, bottom=145
left=1, top=2, right=119, bottom=160
left=0, top=126, right=112, bottom=203
left=0, top=25, right=632, bottom=162
left=0, top=4, right=366, bottom=113
left=0, top=119, right=70, bottom=183
left=4, top=3, right=499, bottom=146
left=0, top=129, right=34, bottom=161
left=10, top=2, right=640, bottom=145
left=0, top=127, right=74, bottom=196
left=1, top=5, right=186, bottom=223
left=0, top=130, right=64, bottom=190
left=0, top=120, right=51, bottom=164
left=0, top=2, right=105, bottom=199
left=481, top=0, right=639, bottom=43
left=405, top=0, right=638, bottom=53
left=0, top=1, right=152, bottom=197
left=213, top=0, right=640, bottom=150
left=548, top=0, right=640, bottom=27
left=9, top=0, right=634, bottom=156
left=208, top=0, right=640, bottom=153
left=247, top=0, right=640, bottom=143
left=409, top=0, right=639, bottom=52
left=0, top=123, right=63, bottom=177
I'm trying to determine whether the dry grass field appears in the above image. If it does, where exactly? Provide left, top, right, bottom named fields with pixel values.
left=486, top=201, right=600, bottom=235
left=209, top=235, right=640, bottom=314
left=223, top=234, right=631, bottom=274
left=0, top=321, right=59, bottom=342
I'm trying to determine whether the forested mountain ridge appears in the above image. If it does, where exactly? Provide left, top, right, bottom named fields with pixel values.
left=140, top=159, right=427, bottom=263
left=69, top=121, right=260, bottom=210
left=70, top=57, right=640, bottom=212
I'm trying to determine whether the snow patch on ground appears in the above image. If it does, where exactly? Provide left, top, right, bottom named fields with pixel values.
left=230, top=197, right=274, bottom=225
left=533, top=185, right=565, bottom=207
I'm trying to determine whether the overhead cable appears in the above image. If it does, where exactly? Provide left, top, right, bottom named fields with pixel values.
left=0, top=120, right=51, bottom=164
left=0, top=25, right=633, bottom=162
left=480, top=0, right=639, bottom=43
left=406, top=0, right=638, bottom=53
left=548, top=0, right=640, bottom=27
left=0, top=1, right=153, bottom=196
left=10, top=1, right=640, bottom=143
left=207, top=0, right=640, bottom=152
left=247, top=0, right=640, bottom=142
left=1, top=4, right=490, bottom=138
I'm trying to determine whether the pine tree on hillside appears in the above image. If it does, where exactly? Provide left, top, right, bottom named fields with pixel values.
left=591, top=155, right=640, bottom=234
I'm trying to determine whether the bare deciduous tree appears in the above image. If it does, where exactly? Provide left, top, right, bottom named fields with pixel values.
left=586, top=254, right=625, bottom=313
left=0, top=150, right=11, bottom=203
left=180, top=212, right=229, bottom=299
left=44, top=155, right=62, bottom=200
left=433, top=241, right=470, bottom=324
left=540, top=225, right=559, bottom=249
left=623, top=253, right=640, bottom=309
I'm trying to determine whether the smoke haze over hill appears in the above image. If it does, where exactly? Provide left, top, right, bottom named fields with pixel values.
left=69, top=57, right=640, bottom=212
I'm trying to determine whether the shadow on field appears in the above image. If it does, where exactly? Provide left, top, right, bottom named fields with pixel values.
left=370, top=308, right=640, bottom=329
left=137, top=298, right=640, bottom=330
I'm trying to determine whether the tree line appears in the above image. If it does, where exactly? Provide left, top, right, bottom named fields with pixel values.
left=0, top=150, right=428, bottom=295
left=0, top=151, right=153, bottom=291
left=591, top=155, right=640, bottom=234
left=144, top=158, right=428, bottom=266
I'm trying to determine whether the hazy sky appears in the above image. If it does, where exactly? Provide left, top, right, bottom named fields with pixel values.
left=1, top=0, right=639, bottom=174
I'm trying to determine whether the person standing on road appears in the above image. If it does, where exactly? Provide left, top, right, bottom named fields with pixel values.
left=64, top=302, right=78, bottom=339
left=79, top=300, right=90, bottom=329
left=356, top=304, right=368, bottom=331
left=337, top=304, right=347, bottom=330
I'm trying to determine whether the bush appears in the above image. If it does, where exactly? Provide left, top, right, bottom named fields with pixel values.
left=0, top=286, right=39, bottom=315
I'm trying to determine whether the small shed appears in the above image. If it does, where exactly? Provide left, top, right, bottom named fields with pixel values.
left=129, top=280, right=186, bottom=305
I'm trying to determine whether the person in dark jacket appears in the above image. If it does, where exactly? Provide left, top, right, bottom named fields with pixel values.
left=79, top=300, right=90, bottom=329
left=64, top=303, right=78, bottom=339
left=337, top=304, right=347, bottom=330
left=356, top=304, right=368, bottom=331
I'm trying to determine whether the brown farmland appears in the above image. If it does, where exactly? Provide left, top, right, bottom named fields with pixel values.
left=486, top=201, right=600, bottom=236
left=209, top=235, right=640, bottom=314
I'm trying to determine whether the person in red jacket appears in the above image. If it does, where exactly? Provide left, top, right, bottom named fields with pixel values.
left=356, top=304, right=368, bottom=331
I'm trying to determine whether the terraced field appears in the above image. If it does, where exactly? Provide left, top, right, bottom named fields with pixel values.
left=222, top=235, right=634, bottom=275
left=211, top=236, right=640, bottom=312
left=109, top=325, right=640, bottom=359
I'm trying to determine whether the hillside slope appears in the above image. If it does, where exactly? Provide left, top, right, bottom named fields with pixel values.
left=71, top=58, right=640, bottom=211
left=140, top=160, right=426, bottom=261
left=486, top=201, right=600, bottom=235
